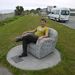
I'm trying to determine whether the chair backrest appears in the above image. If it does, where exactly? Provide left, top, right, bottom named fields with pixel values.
left=48, top=28, right=58, bottom=40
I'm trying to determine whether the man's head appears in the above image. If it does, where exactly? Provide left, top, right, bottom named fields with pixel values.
left=40, top=18, right=47, bottom=27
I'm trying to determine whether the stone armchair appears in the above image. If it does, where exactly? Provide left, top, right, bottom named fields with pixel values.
left=27, top=28, right=58, bottom=59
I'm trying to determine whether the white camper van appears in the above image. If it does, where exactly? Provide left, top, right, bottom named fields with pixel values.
left=48, top=8, right=70, bottom=22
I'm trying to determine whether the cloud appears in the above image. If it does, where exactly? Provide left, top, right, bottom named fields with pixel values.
left=0, top=0, right=75, bottom=10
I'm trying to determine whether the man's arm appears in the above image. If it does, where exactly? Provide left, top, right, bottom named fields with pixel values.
left=22, top=28, right=37, bottom=35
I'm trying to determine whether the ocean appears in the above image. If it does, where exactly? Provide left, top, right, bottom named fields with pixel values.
left=0, top=10, right=14, bottom=21
left=0, top=9, right=14, bottom=14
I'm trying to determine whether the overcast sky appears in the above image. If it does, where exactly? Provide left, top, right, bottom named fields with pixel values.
left=0, top=0, right=75, bottom=10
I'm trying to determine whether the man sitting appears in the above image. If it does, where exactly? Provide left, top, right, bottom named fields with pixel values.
left=16, top=18, right=49, bottom=58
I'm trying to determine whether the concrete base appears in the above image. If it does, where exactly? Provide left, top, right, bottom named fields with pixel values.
left=7, top=45, right=61, bottom=70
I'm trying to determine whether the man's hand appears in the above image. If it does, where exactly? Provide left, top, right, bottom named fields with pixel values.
left=38, top=36, right=44, bottom=40
left=23, top=31, right=30, bottom=34
left=38, top=35, right=48, bottom=40
left=22, top=31, right=32, bottom=37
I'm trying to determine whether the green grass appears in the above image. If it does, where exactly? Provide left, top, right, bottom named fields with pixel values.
left=0, top=15, right=75, bottom=75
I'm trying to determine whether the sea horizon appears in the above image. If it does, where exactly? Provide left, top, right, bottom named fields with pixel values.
left=0, top=9, right=14, bottom=14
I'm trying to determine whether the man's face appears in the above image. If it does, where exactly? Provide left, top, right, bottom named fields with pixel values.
left=40, top=21, right=46, bottom=26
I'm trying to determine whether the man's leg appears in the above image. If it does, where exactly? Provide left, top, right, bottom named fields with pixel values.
left=19, top=39, right=28, bottom=57
left=16, top=32, right=34, bottom=42
left=19, top=33, right=38, bottom=57
left=19, top=34, right=31, bottom=57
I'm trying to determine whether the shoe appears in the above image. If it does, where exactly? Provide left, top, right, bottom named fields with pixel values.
left=18, top=53, right=27, bottom=58
left=16, top=36, right=22, bottom=42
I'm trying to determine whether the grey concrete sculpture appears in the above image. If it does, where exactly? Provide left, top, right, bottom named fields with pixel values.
left=27, top=28, right=58, bottom=58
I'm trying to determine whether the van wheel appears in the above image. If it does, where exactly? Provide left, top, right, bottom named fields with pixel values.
left=56, top=18, right=59, bottom=22
left=55, top=18, right=57, bottom=21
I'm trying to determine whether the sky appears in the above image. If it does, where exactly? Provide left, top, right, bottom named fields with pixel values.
left=0, top=0, right=75, bottom=10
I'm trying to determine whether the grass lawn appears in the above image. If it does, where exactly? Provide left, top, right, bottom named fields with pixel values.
left=0, top=15, right=75, bottom=75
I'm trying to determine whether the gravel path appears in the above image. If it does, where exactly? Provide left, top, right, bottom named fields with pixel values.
left=61, top=16, right=75, bottom=29
left=0, top=67, right=13, bottom=75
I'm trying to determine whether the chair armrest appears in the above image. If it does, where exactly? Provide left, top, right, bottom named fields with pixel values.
left=36, top=37, right=55, bottom=47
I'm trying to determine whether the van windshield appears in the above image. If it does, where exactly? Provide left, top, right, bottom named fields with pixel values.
left=61, top=10, right=70, bottom=15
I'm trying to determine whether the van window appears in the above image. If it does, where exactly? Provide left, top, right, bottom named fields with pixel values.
left=61, top=10, right=69, bottom=15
